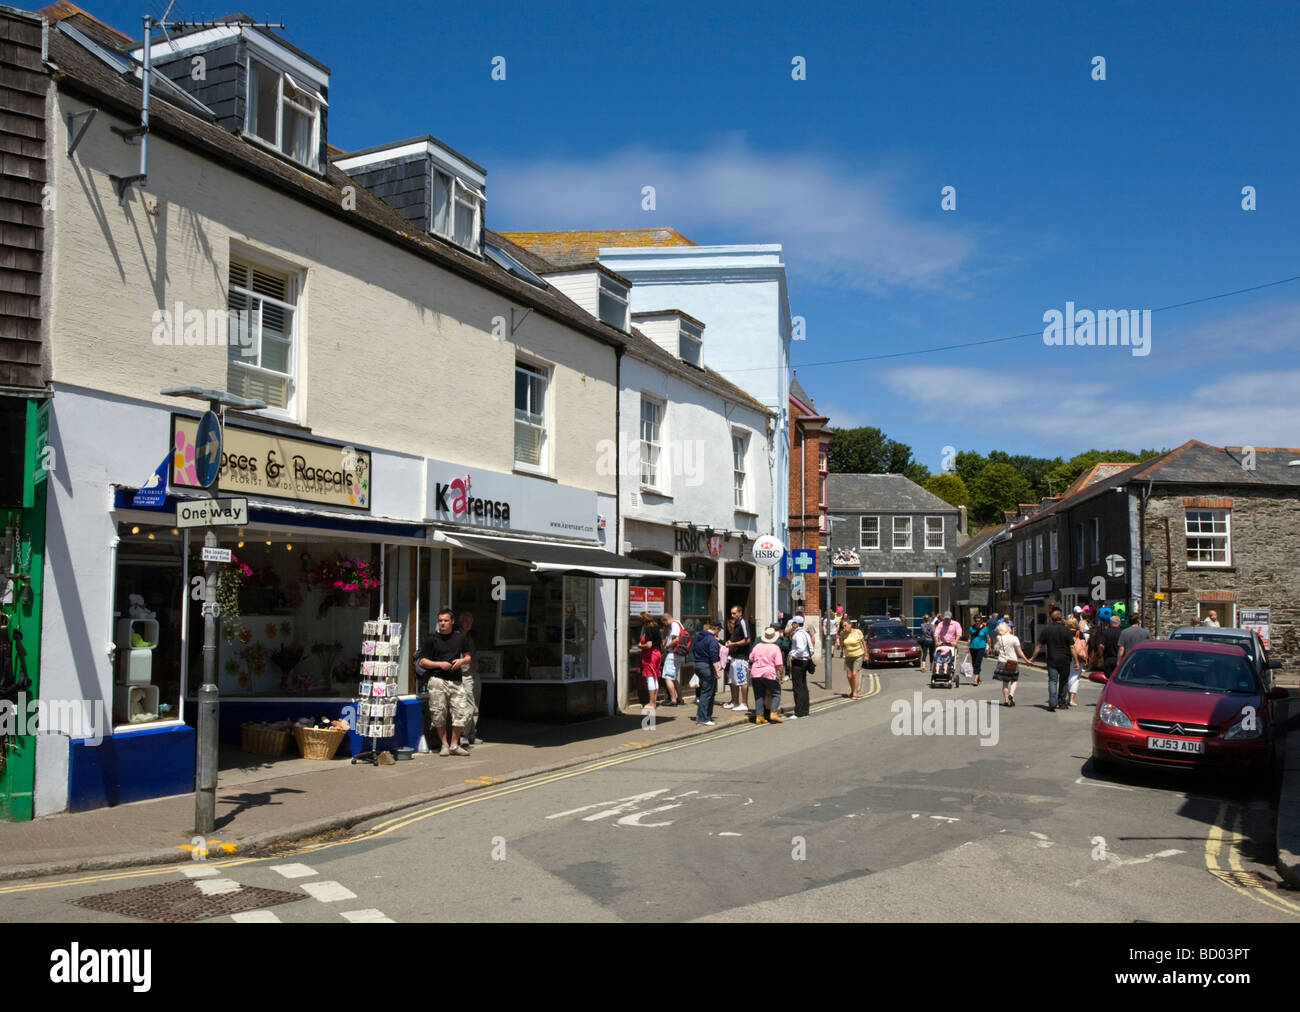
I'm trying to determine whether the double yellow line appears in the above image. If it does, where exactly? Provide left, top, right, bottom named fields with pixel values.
left=0, top=681, right=883, bottom=896
left=1204, top=800, right=1300, bottom=919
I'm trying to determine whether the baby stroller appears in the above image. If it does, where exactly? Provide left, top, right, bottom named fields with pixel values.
left=930, top=644, right=959, bottom=689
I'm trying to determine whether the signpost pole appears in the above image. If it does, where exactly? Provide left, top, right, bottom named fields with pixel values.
left=195, top=403, right=222, bottom=837
left=824, top=523, right=833, bottom=691
left=1154, top=566, right=1161, bottom=638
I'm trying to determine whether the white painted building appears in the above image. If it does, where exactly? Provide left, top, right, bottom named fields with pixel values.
left=500, top=232, right=796, bottom=622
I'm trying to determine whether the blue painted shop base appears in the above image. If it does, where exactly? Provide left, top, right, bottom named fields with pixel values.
left=67, top=699, right=426, bottom=812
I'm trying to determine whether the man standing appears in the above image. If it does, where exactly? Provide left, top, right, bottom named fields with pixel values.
left=1026, top=606, right=1074, bottom=711
left=659, top=611, right=684, bottom=706
left=1117, top=612, right=1150, bottom=662
left=417, top=608, right=473, bottom=756
left=724, top=605, right=753, bottom=713
left=1100, top=613, right=1123, bottom=676
left=1201, top=610, right=1221, bottom=628
left=691, top=619, right=722, bottom=725
left=788, top=614, right=814, bottom=719
left=457, top=611, right=482, bottom=745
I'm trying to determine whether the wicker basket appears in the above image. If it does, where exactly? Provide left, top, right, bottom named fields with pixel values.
left=241, top=722, right=292, bottom=756
left=292, top=725, right=347, bottom=760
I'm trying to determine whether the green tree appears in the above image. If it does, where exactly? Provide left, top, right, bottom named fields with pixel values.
left=967, top=462, right=1033, bottom=526
left=924, top=472, right=969, bottom=508
left=1042, top=448, right=1163, bottom=493
left=829, top=426, right=928, bottom=482
left=953, top=450, right=987, bottom=487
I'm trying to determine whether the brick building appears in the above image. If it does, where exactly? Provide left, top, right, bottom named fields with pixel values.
left=788, top=373, right=830, bottom=618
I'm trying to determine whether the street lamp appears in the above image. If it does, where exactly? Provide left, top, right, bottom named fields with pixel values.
left=162, top=386, right=266, bottom=836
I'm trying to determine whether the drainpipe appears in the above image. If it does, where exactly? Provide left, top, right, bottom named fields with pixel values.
left=613, top=345, right=623, bottom=716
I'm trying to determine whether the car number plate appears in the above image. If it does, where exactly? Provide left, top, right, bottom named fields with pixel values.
left=1147, top=736, right=1203, bottom=754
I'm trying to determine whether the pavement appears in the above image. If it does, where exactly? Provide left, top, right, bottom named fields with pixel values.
left=0, top=667, right=848, bottom=881
left=4, top=652, right=1299, bottom=894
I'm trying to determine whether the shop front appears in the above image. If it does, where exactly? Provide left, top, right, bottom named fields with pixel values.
left=43, top=392, right=430, bottom=813
left=426, top=460, right=676, bottom=721
left=618, top=519, right=765, bottom=708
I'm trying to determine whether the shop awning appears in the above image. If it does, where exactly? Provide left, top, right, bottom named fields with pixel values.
left=434, top=530, right=686, bottom=579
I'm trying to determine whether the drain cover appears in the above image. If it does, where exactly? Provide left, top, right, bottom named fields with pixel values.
left=72, top=880, right=308, bottom=923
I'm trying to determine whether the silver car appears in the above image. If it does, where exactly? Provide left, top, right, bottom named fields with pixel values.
left=1167, top=626, right=1281, bottom=687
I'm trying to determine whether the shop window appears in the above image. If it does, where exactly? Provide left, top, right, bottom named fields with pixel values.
left=682, top=558, right=715, bottom=631
left=186, top=534, right=413, bottom=698
left=452, top=556, right=592, bottom=682
left=113, top=523, right=186, bottom=727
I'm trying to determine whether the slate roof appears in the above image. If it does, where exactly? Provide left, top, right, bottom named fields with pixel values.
left=490, top=234, right=770, bottom=416
left=37, top=1, right=131, bottom=47
left=1009, top=441, right=1300, bottom=532
left=790, top=372, right=812, bottom=409
left=1063, top=461, right=1140, bottom=496
left=955, top=524, right=1006, bottom=561
left=499, top=228, right=698, bottom=268
left=827, top=474, right=960, bottom=513
left=43, top=23, right=633, bottom=355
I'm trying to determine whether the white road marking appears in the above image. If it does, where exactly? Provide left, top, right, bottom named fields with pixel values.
left=341, top=908, right=395, bottom=923
left=931, top=816, right=960, bottom=823
left=547, top=789, right=671, bottom=822
left=1074, top=776, right=1134, bottom=791
left=718, top=832, right=743, bottom=837
left=230, top=910, right=281, bottom=923
left=615, top=804, right=684, bottom=828
left=1069, top=848, right=1185, bottom=887
left=180, top=866, right=219, bottom=878
left=196, top=878, right=241, bottom=896
left=1029, top=832, right=1050, bottom=840
left=301, top=880, right=357, bottom=903
left=271, top=863, right=318, bottom=879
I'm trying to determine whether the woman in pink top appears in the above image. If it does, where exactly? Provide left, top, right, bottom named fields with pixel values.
left=747, top=626, right=785, bottom=725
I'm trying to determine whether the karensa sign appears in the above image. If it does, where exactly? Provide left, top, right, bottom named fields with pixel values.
left=426, top=457, right=597, bottom=537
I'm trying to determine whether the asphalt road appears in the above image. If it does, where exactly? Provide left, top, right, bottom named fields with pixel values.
left=4, top=660, right=1298, bottom=923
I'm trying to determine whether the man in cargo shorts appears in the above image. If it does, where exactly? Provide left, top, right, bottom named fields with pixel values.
left=458, top=610, right=482, bottom=744
left=418, top=608, right=473, bottom=756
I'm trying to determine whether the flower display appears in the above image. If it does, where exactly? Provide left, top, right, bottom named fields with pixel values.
left=302, top=551, right=381, bottom=616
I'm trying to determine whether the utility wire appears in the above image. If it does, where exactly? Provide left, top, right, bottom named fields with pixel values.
left=753, top=273, right=1300, bottom=373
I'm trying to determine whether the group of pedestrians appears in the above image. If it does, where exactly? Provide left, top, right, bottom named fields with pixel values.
left=638, top=607, right=818, bottom=727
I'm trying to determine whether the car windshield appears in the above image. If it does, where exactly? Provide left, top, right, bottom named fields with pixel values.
left=870, top=624, right=910, bottom=638
left=1115, top=649, right=1258, bottom=693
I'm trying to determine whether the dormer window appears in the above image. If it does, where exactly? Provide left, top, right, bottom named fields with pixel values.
left=598, top=276, right=629, bottom=331
left=432, top=170, right=483, bottom=254
left=247, top=57, right=324, bottom=170
left=680, top=320, right=703, bottom=366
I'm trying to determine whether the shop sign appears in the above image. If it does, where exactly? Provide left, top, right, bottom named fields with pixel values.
left=752, top=534, right=784, bottom=567
left=792, top=549, right=816, bottom=573
left=708, top=535, right=722, bottom=557
left=1240, top=608, right=1269, bottom=648
left=177, top=497, right=249, bottom=528
left=427, top=457, right=596, bottom=537
left=629, top=586, right=665, bottom=615
left=171, top=416, right=371, bottom=510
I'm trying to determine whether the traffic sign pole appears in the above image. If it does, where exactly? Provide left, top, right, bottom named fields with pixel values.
left=195, top=406, right=223, bottom=837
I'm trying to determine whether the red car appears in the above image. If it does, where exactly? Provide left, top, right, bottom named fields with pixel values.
left=1089, top=640, right=1287, bottom=775
left=861, top=620, right=922, bottom=668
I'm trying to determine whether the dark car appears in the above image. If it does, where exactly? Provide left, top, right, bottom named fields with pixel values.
left=1168, top=626, right=1281, bottom=688
left=1089, top=639, right=1287, bottom=776
left=861, top=620, right=922, bottom=668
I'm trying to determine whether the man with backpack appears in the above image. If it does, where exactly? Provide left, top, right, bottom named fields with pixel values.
left=660, top=612, right=686, bottom=707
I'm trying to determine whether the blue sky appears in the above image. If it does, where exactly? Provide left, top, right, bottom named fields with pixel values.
left=93, top=0, right=1300, bottom=469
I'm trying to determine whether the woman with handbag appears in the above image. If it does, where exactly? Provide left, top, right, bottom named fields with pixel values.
left=993, top=621, right=1029, bottom=706
left=637, top=611, right=663, bottom=716
left=967, top=615, right=989, bottom=686
left=1066, top=615, right=1088, bottom=708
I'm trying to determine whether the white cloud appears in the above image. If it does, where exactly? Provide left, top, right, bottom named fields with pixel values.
left=878, top=366, right=1300, bottom=453
left=489, top=135, right=977, bottom=293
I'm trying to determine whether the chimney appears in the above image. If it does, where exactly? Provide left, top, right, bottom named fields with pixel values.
left=958, top=505, right=967, bottom=535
